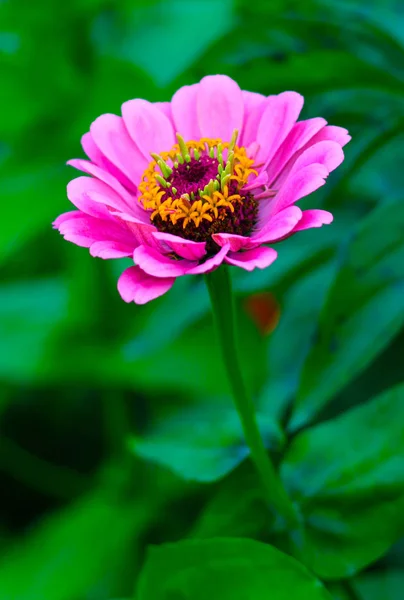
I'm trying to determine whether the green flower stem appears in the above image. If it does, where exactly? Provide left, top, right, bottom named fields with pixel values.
left=205, top=266, right=299, bottom=528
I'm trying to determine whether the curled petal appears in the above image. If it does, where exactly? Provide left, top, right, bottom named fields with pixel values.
left=153, top=232, right=207, bottom=260
left=118, top=266, right=175, bottom=304
left=133, top=245, right=196, bottom=277
left=225, top=246, right=278, bottom=271
left=290, top=209, right=333, bottom=232
left=134, top=242, right=229, bottom=277
left=212, top=232, right=258, bottom=252
left=53, top=210, right=83, bottom=228
left=254, top=206, right=303, bottom=243
left=186, top=244, right=230, bottom=274
left=89, top=241, right=134, bottom=259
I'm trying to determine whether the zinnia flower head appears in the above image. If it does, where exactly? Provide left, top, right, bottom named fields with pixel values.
left=54, top=75, right=350, bottom=304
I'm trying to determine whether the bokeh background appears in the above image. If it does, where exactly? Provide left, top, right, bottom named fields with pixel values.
left=1, top=0, right=404, bottom=598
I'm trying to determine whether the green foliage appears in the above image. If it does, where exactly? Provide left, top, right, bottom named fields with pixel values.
left=282, top=384, right=404, bottom=578
left=190, top=472, right=269, bottom=539
left=130, top=403, right=283, bottom=482
left=92, top=0, right=235, bottom=87
left=354, top=569, right=404, bottom=600
left=136, top=538, right=332, bottom=599
left=2, top=0, right=404, bottom=597
left=0, top=278, right=67, bottom=390
left=0, top=489, right=143, bottom=600
left=290, top=199, right=404, bottom=430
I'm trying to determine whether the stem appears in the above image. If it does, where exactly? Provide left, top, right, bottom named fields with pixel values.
left=205, top=266, right=299, bottom=527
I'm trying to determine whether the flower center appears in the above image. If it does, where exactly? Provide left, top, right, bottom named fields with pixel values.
left=138, top=131, right=259, bottom=253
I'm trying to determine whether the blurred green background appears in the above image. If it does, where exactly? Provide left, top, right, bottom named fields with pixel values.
left=1, top=0, right=404, bottom=598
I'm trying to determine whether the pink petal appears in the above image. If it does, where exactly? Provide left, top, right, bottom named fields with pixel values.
left=240, top=91, right=268, bottom=147
left=68, top=159, right=133, bottom=203
left=308, top=124, right=351, bottom=148
left=133, top=245, right=195, bottom=277
left=81, top=132, right=105, bottom=165
left=67, top=160, right=149, bottom=223
left=243, top=169, right=268, bottom=191
left=225, top=246, right=278, bottom=271
left=267, top=117, right=327, bottom=185
left=90, top=114, right=147, bottom=185
left=53, top=210, right=83, bottom=228
left=55, top=211, right=138, bottom=250
left=197, top=75, right=244, bottom=141
left=152, top=232, right=207, bottom=260
left=291, top=209, right=333, bottom=232
left=290, top=140, right=345, bottom=176
left=274, top=126, right=350, bottom=188
left=212, top=232, right=257, bottom=252
left=118, top=266, right=175, bottom=304
left=121, top=99, right=175, bottom=159
left=256, top=92, right=304, bottom=169
left=254, top=206, right=303, bottom=243
left=271, top=141, right=345, bottom=211
left=89, top=241, right=134, bottom=259
left=110, top=212, right=161, bottom=250
left=246, top=141, right=260, bottom=160
left=171, top=83, right=201, bottom=140
left=270, top=163, right=329, bottom=215
left=186, top=244, right=230, bottom=274
left=154, top=101, right=173, bottom=121
left=81, top=132, right=137, bottom=194
left=67, top=176, right=129, bottom=219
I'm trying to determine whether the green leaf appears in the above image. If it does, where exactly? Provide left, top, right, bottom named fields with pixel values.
left=0, top=490, right=143, bottom=600
left=354, top=569, right=404, bottom=600
left=236, top=49, right=402, bottom=97
left=190, top=471, right=270, bottom=539
left=282, top=384, right=404, bottom=579
left=92, top=0, right=235, bottom=87
left=234, top=213, right=350, bottom=294
left=129, top=404, right=284, bottom=482
left=136, top=538, right=332, bottom=600
left=289, top=200, right=404, bottom=430
left=259, top=261, right=337, bottom=421
left=122, top=277, right=209, bottom=361
left=0, top=277, right=67, bottom=393
left=0, top=165, right=68, bottom=262
left=121, top=277, right=267, bottom=398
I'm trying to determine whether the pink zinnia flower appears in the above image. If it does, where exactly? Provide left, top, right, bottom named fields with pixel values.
left=54, top=75, right=350, bottom=304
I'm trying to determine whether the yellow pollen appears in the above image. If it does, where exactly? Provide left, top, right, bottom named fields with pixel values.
left=138, top=135, right=257, bottom=229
